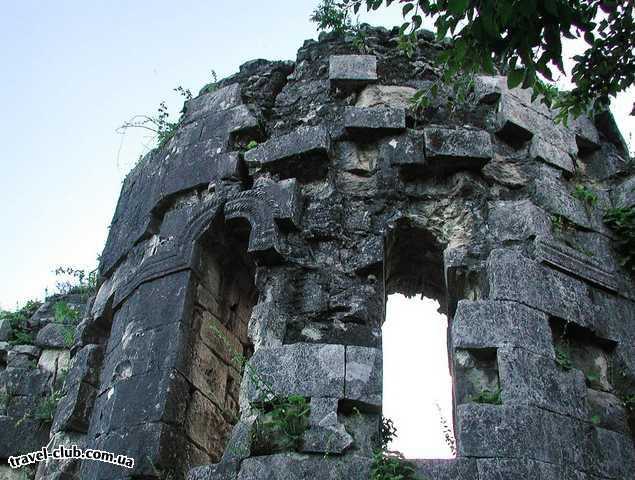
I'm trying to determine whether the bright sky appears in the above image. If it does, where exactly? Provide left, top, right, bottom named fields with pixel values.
left=384, top=294, right=454, bottom=458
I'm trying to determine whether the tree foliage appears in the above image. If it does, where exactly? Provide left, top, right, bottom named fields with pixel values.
left=311, top=0, right=634, bottom=122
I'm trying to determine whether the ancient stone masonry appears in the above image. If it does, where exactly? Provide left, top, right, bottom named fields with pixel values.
left=4, top=26, right=632, bottom=480
left=0, top=294, right=87, bottom=480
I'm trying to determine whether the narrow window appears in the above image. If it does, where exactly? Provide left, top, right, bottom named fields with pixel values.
left=383, top=223, right=456, bottom=459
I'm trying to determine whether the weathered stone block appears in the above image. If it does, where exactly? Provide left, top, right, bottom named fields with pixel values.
left=452, top=300, right=554, bottom=358
left=184, top=83, right=243, bottom=121
left=302, top=423, right=353, bottom=454
left=476, top=458, right=559, bottom=480
left=241, top=343, right=345, bottom=403
left=329, top=55, right=377, bottom=91
left=487, top=249, right=597, bottom=331
left=495, top=94, right=536, bottom=144
left=532, top=175, right=591, bottom=229
left=38, top=349, right=70, bottom=378
left=487, top=200, right=551, bottom=242
left=35, top=322, right=69, bottom=348
left=344, top=107, right=406, bottom=138
left=344, top=346, right=381, bottom=407
left=583, top=143, right=628, bottom=180
left=238, top=453, right=372, bottom=480
left=457, top=404, right=545, bottom=460
left=309, top=397, right=338, bottom=427
left=571, top=114, right=600, bottom=154
left=529, top=136, right=575, bottom=175
left=414, top=459, right=478, bottom=480
left=0, top=318, right=11, bottom=341
left=188, top=461, right=239, bottom=480
left=356, top=85, right=416, bottom=109
left=52, top=380, right=97, bottom=433
left=336, top=141, right=379, bottom=173
left=423, top=126, right=492, bottom=174
left=534, top=236, right=618, bottom=292
left=586, top=389, right=629, bottom=434
left=244, top=126, right=330, bottom=180
left=498, top=347, right=587, bottom=418
left=379, top=132, right=424, bottom=170
left=0, top=417, right=51, bottom=457
left=612, top=174, right=635, bottom=209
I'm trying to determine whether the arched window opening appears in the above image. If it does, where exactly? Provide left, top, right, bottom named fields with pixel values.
left=382, top=223, right=456, bottom=459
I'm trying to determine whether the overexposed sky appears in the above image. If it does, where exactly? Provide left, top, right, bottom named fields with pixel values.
left=0, top=1, right=632, bottom=309
left=384, top=294, right=454, bottom=458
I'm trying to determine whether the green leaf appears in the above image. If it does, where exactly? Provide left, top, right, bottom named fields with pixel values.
left=507, top=68, right=525, bottom=89
left=448, top=0, right=469, bottom=15
left=402, top=3, right=414, bottom=17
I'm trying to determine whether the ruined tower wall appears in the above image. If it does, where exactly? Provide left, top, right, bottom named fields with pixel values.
left=23, top=27, right=635, bottom=480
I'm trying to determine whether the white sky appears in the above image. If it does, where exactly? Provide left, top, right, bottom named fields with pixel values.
left=0, top=0, right=632, bottom=459
left=384, top=294, right=454, bottom=458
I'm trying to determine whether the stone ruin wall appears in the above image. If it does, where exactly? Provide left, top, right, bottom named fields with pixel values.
left=1, top=27, right=634, bottom=480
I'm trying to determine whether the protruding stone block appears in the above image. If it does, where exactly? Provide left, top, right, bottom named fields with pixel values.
left=529, top=136, right=574, bottom=175
left=344, top=346, right=381, bottom=407
left=241, top=343, right=345, bottom=402
left=495, top=94, right=536, bottom=144
left=244, top=126, right=330, bottom=180
left=571, top=114, right=601, bottom=154
left=329, top=55, right=377, bottom=91
left=188, top=461, right=239, bottom=480
left=423, top=126, right=492, bottom=173
left=452, top=300, right=554, bottom=358
left=302, top=423, right=353, bottom=454
left=534, top=236, right=618, bottom=292
left=344, top=107, right=406, bottom=138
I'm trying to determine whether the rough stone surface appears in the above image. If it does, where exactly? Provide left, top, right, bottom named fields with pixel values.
left=423, top=126, right=492, bottom=174
left=329, top=55, right=377, bottom=91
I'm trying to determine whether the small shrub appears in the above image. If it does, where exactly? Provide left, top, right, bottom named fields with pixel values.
left=61, top=326, right=76, bottom=349
left=251, top=394, right=310, bottom=454
left=54, top=266, right=98, bottom=297
left=472, top=388, right=502, bottom=405
left=10, top=330, right=34, bottom=346
left=245, top=140, right=259, bottom=151
left=555, top=345, right=573, bottom=371
left=371, top=450, right=420, bottom=480
left=33, top=389, right=63, bottom=423
left=310, top=0, right=352, bottom=36
left=54, top=301, right=80, bottom=324
left=573, top=185, right=598, bottom=208
left=199, top=70, right=219, bottom=96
